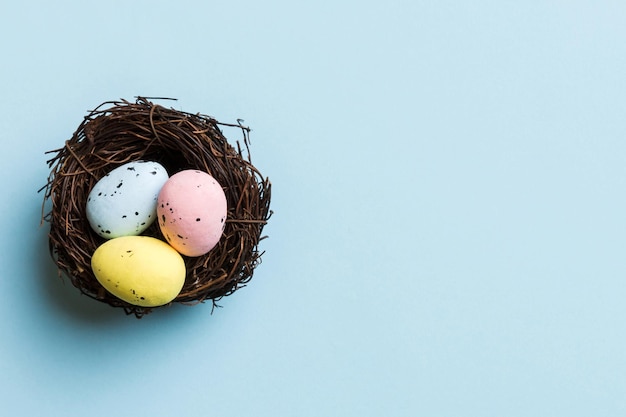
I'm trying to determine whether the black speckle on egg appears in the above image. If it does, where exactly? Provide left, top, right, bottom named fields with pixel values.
left=196, top=218, right=201, bottom=222
left=140, top=222, right=146, bottom=226
left=140, top=296, right=145, bottom=300
left=150, top=171, right=157, bottom=175
left=177, top=234, right=184, bottom=239
left=98, top=192, right=102, bottom=196
left=105, top=230, right=111, bottom=234
left=161, top=214, right=166, bottom=222
left=135, top=212, right=139, bottom=216
left=161, top=203, right=165, bottom=208
left=117, top=181, right=123, bottom=188
left=122, top=215, right=127, bottom=218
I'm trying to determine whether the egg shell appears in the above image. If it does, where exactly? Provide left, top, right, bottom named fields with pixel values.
left=91, top=236, right=186, bottom=307
left=157, top=170, right=227, bottom=257
left=86, top=161, right=169, bottom=239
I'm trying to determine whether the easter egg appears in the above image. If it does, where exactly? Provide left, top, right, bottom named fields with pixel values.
left=86, top=160, right=169, bottom=239
left=157, top=170, right=227, bottom=257
left=91, top=236, right=186, bottom=307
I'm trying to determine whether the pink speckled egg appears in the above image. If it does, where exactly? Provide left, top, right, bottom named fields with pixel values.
left=157, top=170, right=227, bottom=257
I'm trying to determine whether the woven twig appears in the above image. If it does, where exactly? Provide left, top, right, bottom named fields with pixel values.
left=41, top=97, right=272, bottom=318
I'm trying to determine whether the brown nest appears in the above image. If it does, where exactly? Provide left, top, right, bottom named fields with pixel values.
left=41, top=97, right=272, bottom=318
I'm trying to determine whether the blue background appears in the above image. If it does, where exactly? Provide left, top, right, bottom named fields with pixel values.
left=1, top=0, right=626, bottom=415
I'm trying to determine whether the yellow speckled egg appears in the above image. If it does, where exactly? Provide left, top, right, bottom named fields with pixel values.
left=91, top=236, right=186, bottom=307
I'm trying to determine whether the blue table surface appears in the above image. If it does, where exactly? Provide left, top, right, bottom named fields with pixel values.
left=1, top=1, right=626, bottom=416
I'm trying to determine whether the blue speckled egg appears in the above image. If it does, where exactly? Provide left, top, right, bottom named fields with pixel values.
left=86, top=161, right=169, bottom=239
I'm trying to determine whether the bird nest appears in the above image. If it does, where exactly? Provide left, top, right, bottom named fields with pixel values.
left=41, top=97, right=272, bottom=318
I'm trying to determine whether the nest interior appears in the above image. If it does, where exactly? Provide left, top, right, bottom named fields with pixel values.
left=41, top=97, right=272, bottom=317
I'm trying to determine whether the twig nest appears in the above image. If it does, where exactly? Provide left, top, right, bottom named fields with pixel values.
left=41, top=97, right=272, bottom=318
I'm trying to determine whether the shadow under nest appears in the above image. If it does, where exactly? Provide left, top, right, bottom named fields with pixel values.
left=41, top=97, right=272, bottom=318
